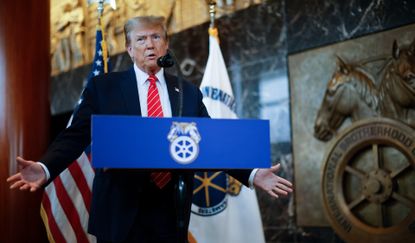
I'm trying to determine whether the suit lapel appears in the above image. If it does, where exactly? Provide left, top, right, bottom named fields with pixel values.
left=165, top=73, right=180, bottom=117
left=119, top=67, right=142, bottom=116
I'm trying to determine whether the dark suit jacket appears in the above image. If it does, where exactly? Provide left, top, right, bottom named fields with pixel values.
left=40, top=67, right=252, bottom=242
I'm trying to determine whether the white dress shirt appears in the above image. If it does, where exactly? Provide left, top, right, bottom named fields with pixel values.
left=134, top=65, right=172, bottom=117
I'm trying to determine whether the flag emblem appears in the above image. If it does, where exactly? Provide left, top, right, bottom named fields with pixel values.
left=167, top=122, right=201, bottom=164
left=191, top=172, right=228, bottom=216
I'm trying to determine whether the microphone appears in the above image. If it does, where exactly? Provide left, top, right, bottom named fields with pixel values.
left=157, top=51, right=175, bottom=68
left=157, top=50, right=183, bottom=117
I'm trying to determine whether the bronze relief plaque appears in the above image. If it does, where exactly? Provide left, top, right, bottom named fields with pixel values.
left=288, top=22, right=415, bottom=241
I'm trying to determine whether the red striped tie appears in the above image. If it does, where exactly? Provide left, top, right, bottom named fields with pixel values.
left=147, top=75, right=172, bottom=189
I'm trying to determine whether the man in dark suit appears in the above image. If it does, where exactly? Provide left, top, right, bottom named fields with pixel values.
left=7, top=16, right=292, bottom=243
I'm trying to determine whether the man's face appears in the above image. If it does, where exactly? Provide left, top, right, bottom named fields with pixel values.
left=127, top=25, right=168, bottom=74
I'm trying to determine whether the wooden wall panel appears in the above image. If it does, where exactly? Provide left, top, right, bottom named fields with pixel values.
left=0, top=1, right=50, bottom=242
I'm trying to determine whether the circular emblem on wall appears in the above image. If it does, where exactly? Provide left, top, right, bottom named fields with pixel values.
left=167, top=122, right=201, bottom=165
left=321, top=118, right=415, bottom=242
left=191, top=171, right=228, bottom=216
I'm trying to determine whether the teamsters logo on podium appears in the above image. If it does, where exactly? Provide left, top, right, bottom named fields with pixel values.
left=167, top=122, right=201, bottom=164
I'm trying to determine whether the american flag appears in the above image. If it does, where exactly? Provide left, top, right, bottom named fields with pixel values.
left=40, top=28, right=110, bottom=243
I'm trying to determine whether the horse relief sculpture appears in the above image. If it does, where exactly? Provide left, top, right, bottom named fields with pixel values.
left=379, top=40, right=415, bottom=127
left=315, top=39, right=415, bottom=141
left=314, top=38, right=415, bottom=242
left=314, top=56, right=379, bottom=141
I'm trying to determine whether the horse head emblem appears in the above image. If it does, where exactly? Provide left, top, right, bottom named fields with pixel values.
left=314, top=38, right=415, bottom=142
left=379, top=38, right=415, bottom=126
left=167, top=122, right=201, bottom=164
left=392, top=38, right=415, bottom=84
left=167, top=122, right=201, bottom=143
left=314, top=56, right=379, bottom=141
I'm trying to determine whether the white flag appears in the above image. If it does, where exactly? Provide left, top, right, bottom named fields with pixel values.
left=188, top=28, right=265, bottom=243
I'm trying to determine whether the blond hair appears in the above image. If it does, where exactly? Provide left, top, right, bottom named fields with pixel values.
left=124, top=16, right=168, bottom=47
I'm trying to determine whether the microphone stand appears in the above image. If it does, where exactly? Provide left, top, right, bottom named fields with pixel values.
left=158, top=52, right=187, bottom=243
left=175, top=175, right=187, bottom=243
left=172, top=52, right=186, bottom=243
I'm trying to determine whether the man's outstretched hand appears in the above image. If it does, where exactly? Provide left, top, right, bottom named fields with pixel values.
left=6, top=156, right=47, bottom=192
left=253, top=163, right=293, bottom=198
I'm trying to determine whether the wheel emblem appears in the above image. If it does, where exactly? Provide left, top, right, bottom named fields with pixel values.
left=167, top=122, right=201, bottom=165
left=321, top=118, right=415, bottom=242
left=170, top=136, right=199, bottom=164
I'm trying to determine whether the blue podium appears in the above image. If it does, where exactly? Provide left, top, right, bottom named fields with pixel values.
left=91, top=115, right=270, bottom=169
left=91, top=115, right=271, bottom=242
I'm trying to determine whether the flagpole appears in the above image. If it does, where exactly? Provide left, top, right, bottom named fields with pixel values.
left=208, top=1, right=220, bottom=43
left=97, top=0, right=104, bottom=18
left=96, top=0, right=109, bottom=73
left=208, top=0, right=216, bottom=29
left=89, top=0, right=116, bottom=73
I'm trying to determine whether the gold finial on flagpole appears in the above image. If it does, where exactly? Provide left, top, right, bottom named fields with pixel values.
left=207, top=0, right=219, bottom=42
left=97, top=0, right=104, bottom=20
left=88, top=0, right=117, bottom=22
left=87, top=0, right=117, bottom=73
left=208, top=0, right=216, bottom=29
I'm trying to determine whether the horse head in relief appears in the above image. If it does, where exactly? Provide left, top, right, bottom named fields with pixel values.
left=314, top=57, right=379, bottom=141
left=379, top=39, right=415, bottom=128
left=167, top=122, right=201, bottom=143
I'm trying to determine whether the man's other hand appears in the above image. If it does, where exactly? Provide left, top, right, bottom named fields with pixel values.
left=6, top=156, right=47, bottom=192
left=253, top=163, right=293, bottom=199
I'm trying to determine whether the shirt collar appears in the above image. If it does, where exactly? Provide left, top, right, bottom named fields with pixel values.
left=133, top=64, right=165, bottom=87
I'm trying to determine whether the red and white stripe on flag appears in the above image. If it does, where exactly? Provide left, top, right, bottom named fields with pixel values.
left=40, top=152, right=96, bottom=243
left=40, top=27, right=110, bottom=243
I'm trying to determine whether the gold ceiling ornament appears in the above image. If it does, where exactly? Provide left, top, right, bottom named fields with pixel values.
left=50, top=0, right=265, bottom=75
